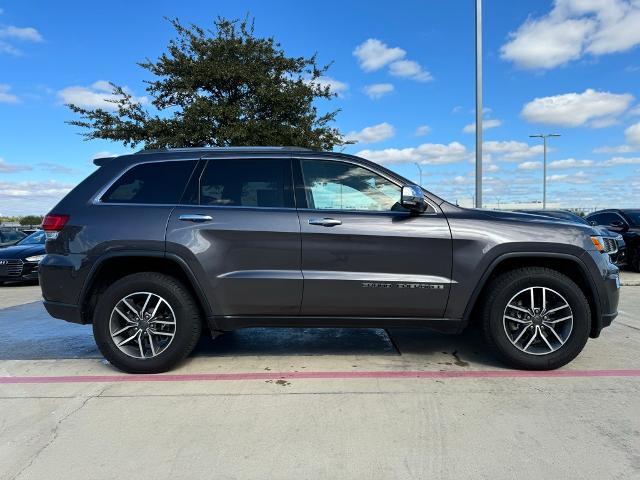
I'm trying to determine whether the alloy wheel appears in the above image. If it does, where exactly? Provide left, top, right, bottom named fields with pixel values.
left=109, top=292, right=177, bottom=359
left=502, top=286, right=573, bottom=356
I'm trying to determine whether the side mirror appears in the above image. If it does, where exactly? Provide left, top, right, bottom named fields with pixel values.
left=401, top=185, right=427, bottom=213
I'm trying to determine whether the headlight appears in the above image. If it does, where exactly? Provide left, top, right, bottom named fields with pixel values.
left=25, top=254, right=45, bottom=263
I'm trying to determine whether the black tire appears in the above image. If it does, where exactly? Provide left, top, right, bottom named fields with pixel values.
left=482, top=267, right=591, bottom=370
left=93, top=272, right=202, bottom=374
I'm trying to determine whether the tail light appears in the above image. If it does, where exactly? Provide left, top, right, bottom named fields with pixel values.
left=42, top=214, right=69, bottom=239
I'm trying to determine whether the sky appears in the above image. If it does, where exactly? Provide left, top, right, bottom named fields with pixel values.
left=1, top=0, right=640, bottom=215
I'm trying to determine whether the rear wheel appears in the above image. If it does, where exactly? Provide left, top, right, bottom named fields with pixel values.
left=93, top=272, right=201, bottom=373
left=482, top=267, right=591, bottom=370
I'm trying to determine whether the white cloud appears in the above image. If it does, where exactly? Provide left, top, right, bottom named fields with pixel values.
left=501, top=0, right=640, bottom=70
left=593, top=144, right=639, bottom=153
left=0, top=25, right=43, bottom=42
left=547, top=171, right=592, bottom=184
left=363, top=83, right=394, bottom=99
left=357, top=142, right=469, bottom=165
left=415, top=125, right=431, bottom=136
left=0, top=84, right=19, bottom=103
left=521, top=89, right=633, bottom=127
left=485, top=163, right=500, bottom=172
left=345, top=123, right=395, bottom=144
left=0, top=180, right=75, bottom=215
left=57, top=80, right=148, bottom=110
left=603, top=156, right=640, bottom=165
left=0, top=158, right=31, bottom=173
left=483, top=141, right=543, bottom=161
left=0, top=41, right=20, bottom=55
left=463, top=118, right=503, bottom=133
left=518, top=161, right=543, bottom=170
left=625, top=122, right=640, bottom=144
left=0, top=24, right=42, bottom=56
left=36, top=162, right=78, bottom=174
left=549, top=158, right=596, bottom=169
left=388, top=60, right=433, bottom=82
left=353, top=39, right=405, bottom=72
left=353, top=38, right=433, bottom=82
left=307, top=76, right=348, bottom=97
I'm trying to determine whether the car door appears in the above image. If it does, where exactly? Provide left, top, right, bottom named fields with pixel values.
left=295, top=156, right=452, bottom=318
left=166, top=156, right=302, bottom=317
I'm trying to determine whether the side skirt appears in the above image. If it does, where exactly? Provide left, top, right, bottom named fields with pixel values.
left=207, top=315, right=467, bottom=334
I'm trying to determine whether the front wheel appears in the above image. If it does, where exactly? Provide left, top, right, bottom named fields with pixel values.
left=482, top=267, right=591, bottom=370
left=93, top=272, right=202, bottom=373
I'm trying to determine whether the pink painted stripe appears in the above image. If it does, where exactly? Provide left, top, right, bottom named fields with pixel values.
left=1, top=369, right=640, bottom=384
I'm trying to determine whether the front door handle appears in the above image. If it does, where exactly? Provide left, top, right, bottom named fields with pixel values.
left=179, top=214, right=213, bottom=222
left=308, top=217, right=342, bottom=227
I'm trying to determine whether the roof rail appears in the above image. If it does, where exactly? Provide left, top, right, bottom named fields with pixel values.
left=135, top=146, right=314, bottom=154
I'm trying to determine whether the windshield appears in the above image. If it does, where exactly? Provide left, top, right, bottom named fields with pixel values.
left=17, top=230, right=46, bottom=245
left=544, top=211, right=589, bottom=225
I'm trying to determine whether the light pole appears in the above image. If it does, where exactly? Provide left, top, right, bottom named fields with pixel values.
left=529, top=133, right=561, bottom=209
left=414, top=162, right=423, bottom=187
left=475, top=0, right=483, bottom=208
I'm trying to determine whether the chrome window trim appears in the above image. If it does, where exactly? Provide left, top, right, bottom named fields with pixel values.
left=91, top=153, right=439, bottom=216
left=294, top=154, right=439, bottom=216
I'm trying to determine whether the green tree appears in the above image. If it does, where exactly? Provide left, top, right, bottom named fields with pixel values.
left=67, top=16, right=348, bottom=150
left=19, top=215, right=43, bottom=226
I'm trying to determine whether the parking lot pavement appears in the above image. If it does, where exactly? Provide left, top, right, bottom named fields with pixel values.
left=1, top=285, right=640, bottom=479
left=0, top=283, right=40, bottom=309
left=620, top=269, right=640, bottom=285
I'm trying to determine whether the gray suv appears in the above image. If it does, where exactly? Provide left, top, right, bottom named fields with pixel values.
left=40, top=147, right=620, bottom=373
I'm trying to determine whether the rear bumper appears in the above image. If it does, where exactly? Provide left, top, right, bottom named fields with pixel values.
left=43, top=300, right=83, bottom=324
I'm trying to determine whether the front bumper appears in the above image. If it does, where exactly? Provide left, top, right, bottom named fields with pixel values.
left=610, top=246, right=627, bottom=267
left=581, top=250, right=620, bottom=338
left=0, top=260, right=39, bottom=282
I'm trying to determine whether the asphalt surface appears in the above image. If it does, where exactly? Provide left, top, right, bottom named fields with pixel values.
left=1, top=275, right=640, bottom=480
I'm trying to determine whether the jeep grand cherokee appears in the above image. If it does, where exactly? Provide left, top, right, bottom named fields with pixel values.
left=39, top=147, right=620, bottom=373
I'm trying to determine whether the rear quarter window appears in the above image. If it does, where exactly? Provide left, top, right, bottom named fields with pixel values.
left=101, top=160, right=197, bottom=204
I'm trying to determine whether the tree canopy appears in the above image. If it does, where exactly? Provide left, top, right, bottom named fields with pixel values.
left=67, top=16, right=348, bottom=150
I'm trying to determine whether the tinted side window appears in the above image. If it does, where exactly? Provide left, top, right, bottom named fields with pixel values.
left=300, top=160, right=401, bottom=212
left=102, top=160, right=197, bottom=204
left=198, top=158, right=292, bottom=208
left=590, top=212, right=622, bottom=226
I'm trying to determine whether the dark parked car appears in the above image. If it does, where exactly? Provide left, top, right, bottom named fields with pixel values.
left=516, top=209, right=626, bottom=266
left=586, top=209, right=640, bottom=272
left=0, top=228, right=26, bottom=248
left=0, top=230, right=46, bottom=284
left=40, top=147, right=619, bottom=373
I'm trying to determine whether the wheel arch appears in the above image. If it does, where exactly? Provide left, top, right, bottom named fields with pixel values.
left=79, top=251, right=214, bottom=326
left=463, top=252, right=602, bottom=338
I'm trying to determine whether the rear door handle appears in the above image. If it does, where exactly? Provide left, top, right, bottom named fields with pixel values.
left=308, top=217, right=342, bottom=227
left=179, top=214, right=213, bottom=222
